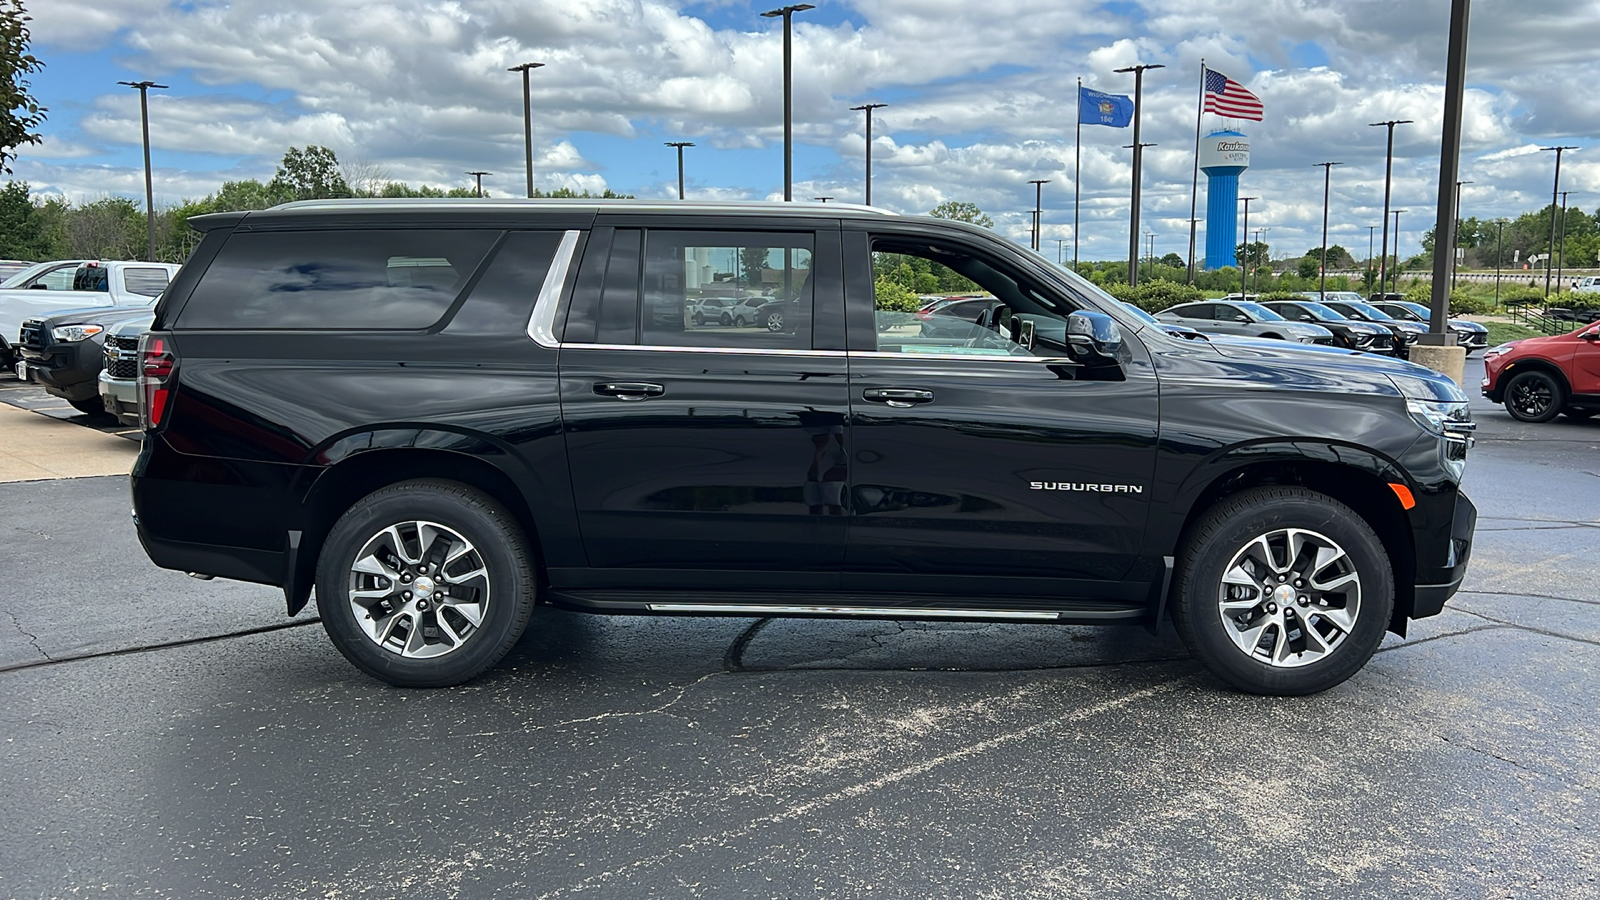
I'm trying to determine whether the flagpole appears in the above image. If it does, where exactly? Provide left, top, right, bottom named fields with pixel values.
left=1073, top=76, right=1082, bottom=273
left=1187, top=59, right=1205, bottom=283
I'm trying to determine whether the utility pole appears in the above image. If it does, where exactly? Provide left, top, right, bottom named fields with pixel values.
left=1539, top=145, right=1577, bottom=297
left=1053, top=238, right=1067, bottom=266
left=850, top=102, right=888, bottom=206
left=761, top=4, right=815, bottom=201
left=117, top=80, right=168, bottom=262
left=1028, top=179, right=1049, bottom=252
left=467, top=171, right=490, bottom=198
left=507, top=62, right=544, bottom=198
left=1115, top=62, right=1164, bottom=287
left=1315, top=162, right=1343, bottom=299
left=1369, top=119, right=1414, bottom=298
left=665, top=141, right=694, bottom=199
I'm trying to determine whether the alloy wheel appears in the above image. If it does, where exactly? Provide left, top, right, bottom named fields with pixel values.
left=347, top=520, right=491, bottom=659
left=1217, top=528, right=1361, bottom=668
left=1509, top=377, right=1554, bottom=419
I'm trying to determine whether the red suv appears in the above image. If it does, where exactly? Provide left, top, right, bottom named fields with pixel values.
left=1481, top=321, right=1600, bottom=422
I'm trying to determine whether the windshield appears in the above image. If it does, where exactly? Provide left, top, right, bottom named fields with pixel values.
left=1391, top=300, right=1432, bottom=318
left=1119, top=301, right=1160, bottom=325
left=1338, top=300, right=1396, bottom=321
left=1296, top=301, right=1347, bottom=320
left=1234, top=301, right=1285, bottom=321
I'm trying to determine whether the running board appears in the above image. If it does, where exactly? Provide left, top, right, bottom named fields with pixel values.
left=546, top=590, right=1148, bottom=624
left=647, top=603, right=1062, bottom=621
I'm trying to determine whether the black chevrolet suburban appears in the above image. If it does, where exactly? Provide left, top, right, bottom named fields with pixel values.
left=130, top=200, right=1477, bottom=695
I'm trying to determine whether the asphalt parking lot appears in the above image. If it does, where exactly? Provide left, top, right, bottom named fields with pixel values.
left=1, top=359, right=1597, bottom=899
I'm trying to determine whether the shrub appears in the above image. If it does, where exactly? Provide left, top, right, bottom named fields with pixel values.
left=1499, top=286, right=1543, bottom=308
left=872, top=275, right=921, bottom=311
left=1257, top=290, right=1303, bottom=303
left=1448, top=292, right=1495, bottom=316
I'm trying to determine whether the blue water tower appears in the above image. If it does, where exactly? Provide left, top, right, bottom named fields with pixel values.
left=1200, top=130, right=1251, bottom=269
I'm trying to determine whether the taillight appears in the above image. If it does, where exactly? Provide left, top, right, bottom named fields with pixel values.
left=137, top=334, right=178, bottom=431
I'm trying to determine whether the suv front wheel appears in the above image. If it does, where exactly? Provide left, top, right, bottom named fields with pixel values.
left=1172, top=486, right=1393, bottom=696
left=316, top=479, right=536, bottom=687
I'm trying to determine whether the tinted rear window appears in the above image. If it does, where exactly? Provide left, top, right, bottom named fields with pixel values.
left=177, top=229, right=498, bottom=329
left=73, top=265, right=110, bottom=292
left=123, top=267, right=171, bottom=297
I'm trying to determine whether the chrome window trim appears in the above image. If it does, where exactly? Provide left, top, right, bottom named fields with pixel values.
left=850, top=350, right=1079, bottom=365
left=526, top=229, right=582, bottom=349
left=567, top=342, right=844, bottom=357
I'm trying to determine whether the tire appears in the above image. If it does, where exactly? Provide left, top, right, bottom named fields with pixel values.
left=315, top=479, right=536, bottom=687
left=1171, top=486, right=1394, bottom=696
left=1503, top=370, right=1564, bottom=423
left=69, top=396, right=108, bottom=416
left=734, top=316, right=748, bottom=327
left=693, top=312, right=705, bottom=326
left=765, top=311, right=784, bottom=332
left=720, top=313, right=732, bottom=326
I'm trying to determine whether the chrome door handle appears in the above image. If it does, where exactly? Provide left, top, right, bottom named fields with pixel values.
left=863, top=388, right=934, bottom=408
left=593, top=381, right=665, bottom=401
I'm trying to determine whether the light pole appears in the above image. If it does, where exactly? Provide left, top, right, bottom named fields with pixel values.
left=1115, top=62, right=1165, bottom=288
left=761, top=4, right=815, bottom=201
left=1539, top=145, right=1578, bottom=296
left=1390, top=208, right=1406, bottom=294
left=665, top=141, right=694, bottom=200
left=1144, top=230, right=1156, bottom=277
left=1494, top=218, right=1505, bottom=306
left=1253, top=227, right=1269, bottom=293
left=1451, top=179, right=1473, bottom=288
left=851, top=102, right=888, bottom=206
left=1239, top=196, right=1258, bottom=298
left=507, top=63, right=544, bottom=198
left=1558, top=190, right=1573, bottom=291
left=1315, top=161, right=1343, bottom=299
left=813, top=196, right=832, bottom=203
left=467, top=171, right=490, bottom=198
left=1367, top=225, right=1378, bottom=294
left=1053, top=238, right=1067, bottom=266
left=1369, top=119, right=1414, bottom=298
left=117, top=80, right=168, bottom=262
left=1028, top=179, right=1049, bottom=252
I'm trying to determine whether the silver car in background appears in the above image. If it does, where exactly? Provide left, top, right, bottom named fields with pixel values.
left=1156, top=299, right=1336, bottom=344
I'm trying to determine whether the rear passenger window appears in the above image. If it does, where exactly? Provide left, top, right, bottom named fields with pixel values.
left=122, top=267, right=171, bottom=297
left=177, top=230, right=498, bottom=329
left=639, top=231, right=814, bottom=350
left=444, top=231, right=565, bottom=335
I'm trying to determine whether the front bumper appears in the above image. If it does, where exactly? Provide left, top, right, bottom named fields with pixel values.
left=1411, top=490, right=1477, bottom=619
left=17, top=339, right=103, bottom=402
left=99, top=370, right=139, bottom=425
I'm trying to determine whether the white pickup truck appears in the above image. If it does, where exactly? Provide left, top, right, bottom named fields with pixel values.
left=1, top=260, right=179, bottom=370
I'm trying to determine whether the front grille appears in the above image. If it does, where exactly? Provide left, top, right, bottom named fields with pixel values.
left=107, top=334, right=141, bottom=351
left=1369, top=335, right=1394, bottom=350
left=105, top=358, right=139, bottom=379
left=18, top=321, right=45, bottom=350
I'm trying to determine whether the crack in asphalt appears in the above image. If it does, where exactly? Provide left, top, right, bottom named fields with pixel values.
left=1449, top=607, right=1600, bottom=649
left=0, top=618, right=322, bottom=675
left=1374, top=623, right=1504, bottom=653
left=3, top=609, right=51, bottom=661
left=1459, top=589, right=1600, bottom=608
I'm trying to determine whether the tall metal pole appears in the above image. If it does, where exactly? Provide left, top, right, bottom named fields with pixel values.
left=665, top=142, right=694, bottom=199
left=508, top=63, right=544, bottom=198
left=1558, top=190, right=1572, bottom=291
left=1369, top=119, right=1413, bottom=299
left=1494, top=219, right=1504, bottom=305
left=467, top=171, right=490, bottom=198
left=1424, top=0, right=1472, bottom=339
left=1028, top=179, right=1049, bottom=251
left=1391, top=209, right=1405, bottom=295
left=1073, top=77, right=1083, bottom=273
left=1239, top=196, right=1258, bottom=298
left=851, top=103, right=887, bottom=206
left=1253, top=228, right=1267, bottom=293
left=1315, top=162, right=1343, bottom=299
left=762, top=4, right=815, bottom=201
left=1451, top=179, right=1473, bottom=288
left=1116, top=63, right=1164, bottom=288
left=1054, top=238, right=1066, bottom=265
left=117, top=80, right=168, bottom=261
left=1187, top=59, right=1206, bottom=283
left=1539, top=145, right=1576, bottom=297
left=1367, top=225, right=1377, bottom=294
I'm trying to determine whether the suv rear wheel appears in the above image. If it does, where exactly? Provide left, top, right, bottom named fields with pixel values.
left=1504, top=370, right=1564, bottom=423
left=1172, top=486, right=1393, bottom=696
left=316, top=479, right=536, bottom=687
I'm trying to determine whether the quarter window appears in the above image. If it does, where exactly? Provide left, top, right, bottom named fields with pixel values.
left=122, top=267, right=171, bottom=297
left=639, top=231, right=814, bottom=350
left=177, top=229, right=498, bottom=329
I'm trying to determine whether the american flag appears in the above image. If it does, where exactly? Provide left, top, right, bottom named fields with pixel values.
left=1204, top=68, right=1264, bottom=121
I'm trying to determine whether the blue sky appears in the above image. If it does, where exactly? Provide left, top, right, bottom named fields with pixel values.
left=16, top=0, right=1600, bottom=263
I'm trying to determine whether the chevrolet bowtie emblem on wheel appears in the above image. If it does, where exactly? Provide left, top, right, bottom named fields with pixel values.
left=1030, top=481, right=1144, bottom=493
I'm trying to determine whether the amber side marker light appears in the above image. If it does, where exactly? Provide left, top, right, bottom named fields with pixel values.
left=1388, top=483, right=1416, bottom=510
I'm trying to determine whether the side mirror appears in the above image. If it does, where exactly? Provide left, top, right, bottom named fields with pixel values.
left=1582, top=330, right=1600, bottom=341
left=1298, top=314, right=1315, bottom=323
left=1235, top=314, right=1250, bottom=323
left=28, top=283, right=49, bottom=290
left=1067, top=310, right=1123, bottom=358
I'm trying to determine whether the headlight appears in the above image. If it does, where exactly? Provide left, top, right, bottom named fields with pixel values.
left=52, top=324, right=104, bottom=342
left=1483, top=344, right=1514, bottom=360
left=1404, top=398, right=1472, bottom=437
left=1391, top=374, right=1473, bottom=478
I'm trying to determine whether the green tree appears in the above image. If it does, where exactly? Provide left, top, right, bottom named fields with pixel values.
left=62, top=196, right=142, bottom=259
left=1296, top=256, right=1319, bottom=279
left=928, top=201, right=993, bottom=228
left=267, top=146, right=351, bottom=201
left=739, top=246, right=768, bottom=286
left=0, top=179, right=52, bottom=257
left=0, top=0, right=45, bottom=175
left=1158, top=252, right=1184, bottom=268
left=1234, top=241, right=1270, bottom=269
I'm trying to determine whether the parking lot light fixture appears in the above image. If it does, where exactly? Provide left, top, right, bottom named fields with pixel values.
left=665, top=142, right=695, bottom=200
left=467, top=171, right=490, bottom=198
left=1452, top=180, right=1473, bottom=288
left=507, top=63, right=545, bottom=198
left=1028, top=179, right=1049, bottom=251
left=850, top=103, right=888, bottom=206
left=813, top=196, right=832, bottom=202
left=1239, top=197, right=1258, bottom=298
left=1369, top=119, right=1414, bottom=295
left=1115, top=63, right=1164, bottom=287
left=1315, top=162, right=1343, bottom=298
left=1391, top=208, right=1407, bottom=292
left=1540, top=146, right=1578, bottom=296
left=761, top=4, right=815, bottom=201
left=117, top=80, right=168, bottom=262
